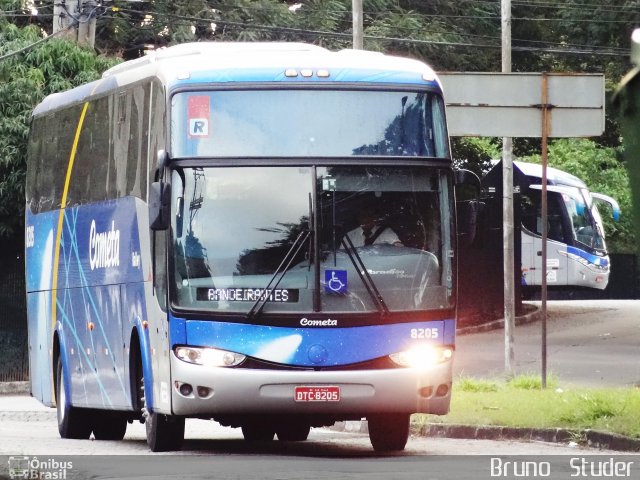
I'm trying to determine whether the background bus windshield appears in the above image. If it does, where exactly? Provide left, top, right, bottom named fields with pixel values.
left=171, top=166, right=454, bottom=317
left=171, top=90, right=449, bottom=158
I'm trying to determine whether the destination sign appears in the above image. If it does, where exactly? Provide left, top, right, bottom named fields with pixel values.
left=196, top=288, right=299, bottom=303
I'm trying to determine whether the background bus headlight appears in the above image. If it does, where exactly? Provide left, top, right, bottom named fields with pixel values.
left=174, top=346, right=246, bottom=367
left=389, top=345, right=453, bottom=368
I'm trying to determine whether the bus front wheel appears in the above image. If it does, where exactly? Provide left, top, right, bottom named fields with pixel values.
left=55, top=356, right=91, bottom=439
left=367, top=413, right=410, bottom=452
left=137, top=372, right=184, bottom=451
left=276, top=423, right=311, bottom=441
left=145, top=411, right=185, bottom=452
left=241, top=422, right=275, bottom=442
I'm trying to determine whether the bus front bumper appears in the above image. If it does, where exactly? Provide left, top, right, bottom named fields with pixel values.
left=169, top=353, right=452, bottom=417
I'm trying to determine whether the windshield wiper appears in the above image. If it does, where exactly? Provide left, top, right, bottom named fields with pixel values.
left=247, top=230, right=311, bottom=321
left=341, top=235, right=390, bottom=317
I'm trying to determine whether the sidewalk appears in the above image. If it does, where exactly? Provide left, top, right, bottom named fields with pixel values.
left=0, top=391, right=56, bottom=422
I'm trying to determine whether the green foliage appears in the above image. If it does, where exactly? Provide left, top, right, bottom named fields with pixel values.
left=452, top=137, right=501, bottom=177
left=507, top=373, right=559, bottom=390
left=0, top=0, right=637, bottom=256
left=0, top=22, right=119, bottom=238
left=417, top=379, right=640, bottom=438
left=456, top=376, right=499, bottom=393
left=557, top=393, right=621, bottom=424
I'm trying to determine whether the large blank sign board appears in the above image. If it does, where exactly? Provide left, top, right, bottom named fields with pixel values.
left=439, top=73, right=605, bottom=138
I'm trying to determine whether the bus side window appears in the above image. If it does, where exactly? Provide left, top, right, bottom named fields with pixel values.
left=548, top=193, right=568, bottom=243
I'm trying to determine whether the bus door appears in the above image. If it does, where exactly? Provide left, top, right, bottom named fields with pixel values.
left=523, top=186, right=570, bottom=286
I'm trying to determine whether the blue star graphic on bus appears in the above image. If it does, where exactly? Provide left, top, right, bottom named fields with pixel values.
left=324, top=269, right=347, bottom=294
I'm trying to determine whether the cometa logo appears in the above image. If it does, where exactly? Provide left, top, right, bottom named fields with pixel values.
left=300, top=318, right=338, bottom=327
left=89, top=220, right=120, bottom=270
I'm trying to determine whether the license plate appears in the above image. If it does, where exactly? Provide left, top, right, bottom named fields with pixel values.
left=294, top=386, right=340, bottom=402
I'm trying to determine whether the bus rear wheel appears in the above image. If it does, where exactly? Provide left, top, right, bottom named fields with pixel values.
left=367, top=413, right=411, bottom=452
left=92, top=412, right=128, bottom=440
left=55, top=356, right=91, bottom=439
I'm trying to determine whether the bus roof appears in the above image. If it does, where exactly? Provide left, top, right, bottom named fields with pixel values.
left=513, top=160, right=587, bottom=189
left=33, top=42, right=441, bottom=117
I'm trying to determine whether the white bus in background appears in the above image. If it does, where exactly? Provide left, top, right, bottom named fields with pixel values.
left=515, top=161, right=620, bottom=290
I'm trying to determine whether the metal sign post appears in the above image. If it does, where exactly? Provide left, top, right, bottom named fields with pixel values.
left=540, top=74, right=550, bottom=389
left=439, top=72, right=605, bottom=385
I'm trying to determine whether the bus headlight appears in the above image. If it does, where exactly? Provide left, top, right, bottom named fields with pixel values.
left=174, top=346, right=246, bottom=367
left=389, top=345, right=453, bottom=368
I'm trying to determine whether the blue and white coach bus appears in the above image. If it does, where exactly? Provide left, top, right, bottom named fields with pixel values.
left=26, top=42, right=469, bottom=452
left=514, top=161, right=620, bottom=290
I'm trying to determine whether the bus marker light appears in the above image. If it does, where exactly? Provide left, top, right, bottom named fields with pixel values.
left=419, top=386, right=433, bottom=398
left=175, top=382, right=193, bottom=397
left=197, top=386, right=211, bottom=398
left=87, top=322, right=94, bottom=331
left=300, top=69, right=313, bottom=77
left=142, top=320, right=149, bottom=330
left=285, top=69, right=298, bottom=77
left=317, top=69, right=330, bottom=78
left=436, top=384, right=449, bottom=397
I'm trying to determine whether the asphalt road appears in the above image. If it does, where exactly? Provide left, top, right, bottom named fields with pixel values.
left=0, top=300, right=636, bottom=479
left=0, top=395, right=624, bottom=480
left=454, top=300, right=640, bottom=386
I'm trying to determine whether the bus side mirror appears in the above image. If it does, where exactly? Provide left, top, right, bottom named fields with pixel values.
left=455, top=169, right=482, bottom=248
left=457, top=200, right=483, bottom=248
left=150, top=181, right=171, bottom=231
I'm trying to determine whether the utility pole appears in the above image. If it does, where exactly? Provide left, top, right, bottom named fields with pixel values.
left=53, top=0, right=97, bottom=47
left=78, top=0, right=97, bottom=48
left=53, top=0, right=79, bottom=41
left=352, top=0, right=363, bottom=49
left=502, top=0, right=515, bottom=374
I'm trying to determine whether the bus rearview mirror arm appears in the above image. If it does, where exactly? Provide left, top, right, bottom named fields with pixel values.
left=454, top=169, right=482, bottom=248
left=150, top=150, right=171, bottom=231
left=149, top=182, right=171, bottom=231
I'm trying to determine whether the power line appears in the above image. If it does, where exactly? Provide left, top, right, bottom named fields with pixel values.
left=0, top=24, right=73, bottom=62
left=109, top=7, right=629, bottom=57
left=108, top=9, right=629, bottom=57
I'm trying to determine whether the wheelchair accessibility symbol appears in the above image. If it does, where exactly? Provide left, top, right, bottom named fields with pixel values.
left=325, top=270, right=348, bottom=294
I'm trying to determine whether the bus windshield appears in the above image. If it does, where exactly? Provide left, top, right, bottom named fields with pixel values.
left=170, top=90, right=449, bottom=158
left=562, top=188, right=606, bottom=251
left=171, top=166, right=454, bottom=317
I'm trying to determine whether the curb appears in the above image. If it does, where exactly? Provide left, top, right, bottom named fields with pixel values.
left=0, top=382, right=29, bottom=395
left=457, top=304, right=541, bottom=335
left=419, top=423, right=640, bottom=452
left=331, top=421, right=640, bottom=452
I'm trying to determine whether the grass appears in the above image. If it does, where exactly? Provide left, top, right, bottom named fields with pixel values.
left=413, top=375, right=640, bottom=439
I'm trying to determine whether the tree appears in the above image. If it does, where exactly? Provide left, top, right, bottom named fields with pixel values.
left=0, top=18, right=119, bottom=237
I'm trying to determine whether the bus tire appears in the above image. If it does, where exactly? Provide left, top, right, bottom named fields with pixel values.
left=367, top=413, right=410, bottom=452
left=241, top=423, right=275, bottom=442
left=92, top=412, right=128, bottom=440
left=145, top=411, right=185, bottom=452
left=276, top=423, right=311, bottom=441
left=55, top=356, right=92, bottom=439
